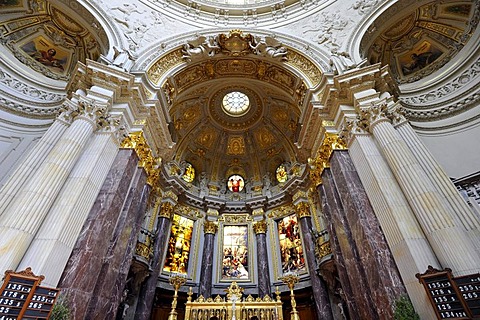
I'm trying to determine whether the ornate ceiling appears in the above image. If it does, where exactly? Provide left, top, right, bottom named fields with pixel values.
left=361, top=0, right=479, bottom=84
left=163, top=32, right=307, bottom=187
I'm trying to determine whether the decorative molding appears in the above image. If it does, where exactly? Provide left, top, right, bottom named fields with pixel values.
left=158, top=202, right=175, bottom=220
left=219, top=213, right=252, bottom=224
left=294, top=201, right=311, bottom=219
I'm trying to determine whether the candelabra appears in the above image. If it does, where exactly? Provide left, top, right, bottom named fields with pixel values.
left=280, top=273, right=300, bottom=320
left=168, top=274, right=188, bottom=320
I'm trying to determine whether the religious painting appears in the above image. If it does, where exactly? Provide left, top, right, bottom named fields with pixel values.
left=21, top=36, right=69, bottom=73
left=163, top=214, right=194, bottom=275
left=227, top=174, right=244, bottom=192
left=277, top=214, right=306, bottom=274
left=221, top=225, right=249, bottom=280
left=398, top=40, right=443, bottom=76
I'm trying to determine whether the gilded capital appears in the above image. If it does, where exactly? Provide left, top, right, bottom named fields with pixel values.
left=253, top=220, right=268, bottom=234
left=121, top=131, right=162, bottom=186
left=158, top=202, right=174, bottom=220
left=204, top=221, right=218, bottom=234
left=295, top=202, right=311, bottom=219
left=308, top=133, right=347, bottom=187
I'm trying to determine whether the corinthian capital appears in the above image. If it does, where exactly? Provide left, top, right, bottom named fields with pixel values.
left=340, top=117, right=369, bottom=146
left=359, top=102, right=391, bottom=130
left=388, top=104, right=409, bottom=127
left=76, top=99, right=109, bottom=128
left=56, top=101, right=78, bottom=124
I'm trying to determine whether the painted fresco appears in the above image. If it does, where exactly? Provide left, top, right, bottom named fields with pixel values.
left=21, top=36, right=69, bottom=73
left=399, top=40, right=443, bottom=76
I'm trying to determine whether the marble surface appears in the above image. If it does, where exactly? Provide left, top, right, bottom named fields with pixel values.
left=321, top=168, right=379, bottom=320
left=198, top=232, right=216, bottom=298
left=255, top=233, right=271, bottom=298
left=330, top=150, right=406, bottom=319
left=58, top=149, right=139, bottom=319
left=135, top=216, right=172, bottom=319
left=299, top=216, right=334, bottom=320
left=85, top=169, right=149, bottom=319
left=318, top=183, right=360, bottom=320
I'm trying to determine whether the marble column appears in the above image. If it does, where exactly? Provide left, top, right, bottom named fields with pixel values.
left=253, top=220, right=271, bottom=298
left=17, top=130, right=121, bottom=287
left=0, top=100, right=104, bottom=273
left=344, top=120, right=439, bottom=319
left=0, top=112, right=70, bottom=217
left=135, top=200, right=175, bottom=320
left=392, top=109, right=480, bottom=251
left=316, top=174, right=379, bottom=320
left=293, top=196, right=333, bottom=320
left=198, top=220, right=218, bottom=298
left=329, top=150, right=407, bottom=319
left=365, top=103, right=480, bottom=276
left=85, top=169, right=150, bottom=319
left=317, top=183, right=360, bottom=320
left=58, top=149, right=139, bottom=319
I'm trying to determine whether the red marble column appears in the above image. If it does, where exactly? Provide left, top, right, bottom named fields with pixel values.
left=58, top=149, right=140, bottom=319
left=294, top=199, right=333, bottom=320
left=85, top=171, right=150, bottom=319
left=321, top=168, right=379, bottom=319
left=198, top=221, right=218, bottom=298
left=134, top=201, right=174, bottom=320
left=253, top=220, right=271, bottom=298
left=329, top=150, right=407, bottom=319
left=317, top=182, right=361, bottom=320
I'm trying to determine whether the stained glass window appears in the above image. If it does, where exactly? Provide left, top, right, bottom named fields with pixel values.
left=163, top=214, right=194, bottom=274
left=182, top=162, right=195, bottom=183
left=276, top=164, right=288, bottom=183
left=227, top=174, right=244, bottom=192
left=277, top=214, right=305, bottom=274
left=221, top=225, right=249, bottom=280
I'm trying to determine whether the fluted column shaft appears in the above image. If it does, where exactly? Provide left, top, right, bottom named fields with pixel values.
left=135, top=202, right=174, bottom=320
left=294, top=200, right=333, bottom=320
left=253, top=220, right=271, bottom=298
left=346, top=130, right=439, bottom=319
left=394, top=117, right=480, bottom=252
left=198, top=221, right=218, bottom=298
left=0, top=118, right=69, bottom=217
left=18, top=131, right=120, bottom=287
left=0, top=111, right=97, bottom=272
left=368, top=106, right=480, bottom=275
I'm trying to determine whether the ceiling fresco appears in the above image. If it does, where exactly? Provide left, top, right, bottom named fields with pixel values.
left=362, top=0, right=479, bottom=83
left=0, top=0, right=107, bottom=81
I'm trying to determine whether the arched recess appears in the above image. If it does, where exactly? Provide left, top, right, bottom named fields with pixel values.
left=133, top=29, right=328, bottom=187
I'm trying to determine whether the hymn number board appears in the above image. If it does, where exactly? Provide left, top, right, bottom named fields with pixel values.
left=417, top=266, right=470, bottom=319
left=454, top=274, right=480, bottom=318
left=0, top=268, right=59, bottom=320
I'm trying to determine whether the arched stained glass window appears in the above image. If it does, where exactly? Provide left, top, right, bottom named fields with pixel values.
left=163, top=214, right=194, bottom=274
left=227, top=174, right=244, bottom=192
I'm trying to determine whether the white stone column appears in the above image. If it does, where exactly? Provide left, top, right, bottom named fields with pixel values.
left=391, top=108, right=480, bottom=253
left=0, top=99, right=105, bottom=272
left=17, top=126, right=122, bottom=287
left=364, top=103, right=480, bottom=276
left=343, top=120, right=438, bottom=319
left=0, top=109, right=73, bottom=218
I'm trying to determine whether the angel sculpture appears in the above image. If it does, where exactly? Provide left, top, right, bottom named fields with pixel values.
left=249, top=36, right=288, bottom=62
left=182, top=36, right=220, bottom=62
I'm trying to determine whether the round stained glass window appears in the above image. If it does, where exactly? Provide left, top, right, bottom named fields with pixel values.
left=222, top=91, right=250, bottom=117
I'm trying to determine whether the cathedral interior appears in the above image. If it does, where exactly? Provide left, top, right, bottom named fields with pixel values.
left=0, top=0, right=479, bottom=319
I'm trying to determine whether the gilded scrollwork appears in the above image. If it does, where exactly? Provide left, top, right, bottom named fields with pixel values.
left=308, top=133, right=347, bottom=186
left=204, top=221, right=218, bottom=234
left=294, top=201, right=311, bottom=219
left=253, top=220, right=267, bottom=234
